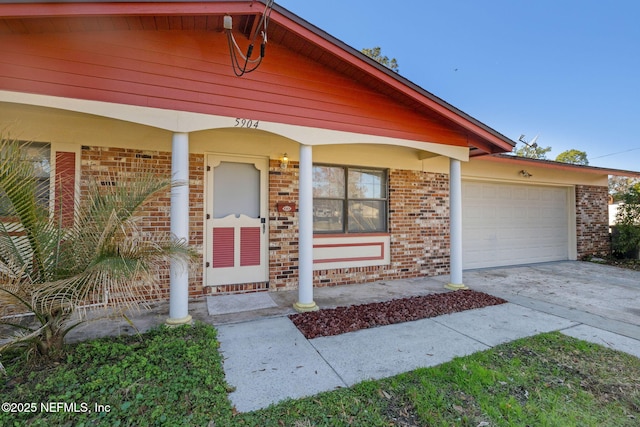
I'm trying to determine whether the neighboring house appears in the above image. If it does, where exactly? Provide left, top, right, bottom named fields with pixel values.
left=1, top=1, right=639, bottom=322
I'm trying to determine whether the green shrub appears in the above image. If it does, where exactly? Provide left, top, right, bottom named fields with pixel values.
left=612, top=185, right=640, bottom=258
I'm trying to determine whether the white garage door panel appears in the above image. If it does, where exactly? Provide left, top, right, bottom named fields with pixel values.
left=463, top=182, right=569, bottom=269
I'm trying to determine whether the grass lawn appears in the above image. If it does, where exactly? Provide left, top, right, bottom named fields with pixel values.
left=1, top=322, right=639, bottom=426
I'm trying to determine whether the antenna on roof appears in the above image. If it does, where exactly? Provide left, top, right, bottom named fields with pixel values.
left=518, top=134, right=539, bottom=148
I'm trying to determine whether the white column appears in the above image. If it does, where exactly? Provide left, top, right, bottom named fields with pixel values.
left=294, top=144, right=318, bottom=312
left=166, top=132, right=193, bottom=325
left=446, top=158, right=468, bottom=290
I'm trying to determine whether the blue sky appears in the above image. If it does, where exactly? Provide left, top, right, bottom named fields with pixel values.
left=276, top=0, right=640, bottom=172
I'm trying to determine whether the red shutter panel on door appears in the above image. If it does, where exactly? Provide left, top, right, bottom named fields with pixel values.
left=54, top=151, right=76, bottom=227
left=212, top=227, right=234, bottom=268
left=240, top=227, right=261, bottom=266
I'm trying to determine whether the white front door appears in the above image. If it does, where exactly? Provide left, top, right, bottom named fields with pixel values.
left=205, top=155, right=268, bottom=286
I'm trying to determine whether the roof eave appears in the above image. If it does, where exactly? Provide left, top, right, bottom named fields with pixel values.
left=269, top=3, right=516, bottom=153
left=486, top=154, right=640, bottom=177
left=1, top=0, right=517, bottom=153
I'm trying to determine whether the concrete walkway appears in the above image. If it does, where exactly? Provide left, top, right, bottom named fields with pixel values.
left=218, top=303, right=581, bottom=412
left=214, top=261, right=640, bottom=412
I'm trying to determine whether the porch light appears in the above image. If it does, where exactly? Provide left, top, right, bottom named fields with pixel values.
left=519, top=170, right=533, bottom=178
left=281, top=153, right=289, bottom=170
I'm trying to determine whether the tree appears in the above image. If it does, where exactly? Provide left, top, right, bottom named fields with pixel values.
left=556, top=149, right=589, bottom=165
left=361, top=46, right=399, bottom=72
left=609, top=176, right=640, bottom=201
left=514, top=143, right=552, bottom=159
left=0, top=135, right=196, bottom=360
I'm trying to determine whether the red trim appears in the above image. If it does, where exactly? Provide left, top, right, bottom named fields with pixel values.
left=268, top=7, right=514, bottom=152
left=313, top=233, right=391, bottom=238
left=54, top=151, right=75, bottom=227
left=313, top=242, right=385, bottom=264
left=0, top=2, right=258, bottom=18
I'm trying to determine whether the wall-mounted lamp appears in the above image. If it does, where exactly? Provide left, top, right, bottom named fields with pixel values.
left=280, top=153, right=289, bottom=170
left=519, top=170, right=533, bottom=178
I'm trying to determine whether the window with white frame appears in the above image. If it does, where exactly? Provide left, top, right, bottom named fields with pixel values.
left=312, top=165, right=388, bottom=233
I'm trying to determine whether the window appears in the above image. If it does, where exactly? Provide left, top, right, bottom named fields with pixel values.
left=312, top=165, right=388, bottom=233
left=0, top=142, right=51, bottom=218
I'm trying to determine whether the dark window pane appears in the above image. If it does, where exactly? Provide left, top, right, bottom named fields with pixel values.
left=313, top=199, right=343, bottom=232
left=312, top=166, right=344, bottom=198
left=348, top=168, right=386, bottom=199
left=348, top=200, right=386, bottom=232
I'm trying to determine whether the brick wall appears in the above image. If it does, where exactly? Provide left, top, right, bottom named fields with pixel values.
left=269, top=159, right=300, bottom=290
left=80, top=146, right=205, bottom=302
left=268, top=164, right=451, bottom=290
left=575, top=184, right=610, bottom=258
left=79, top=148, right=452, bottom=299
left=387, top=170, right=450, bottom=278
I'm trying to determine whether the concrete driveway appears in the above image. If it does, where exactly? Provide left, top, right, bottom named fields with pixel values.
left=461, top=261, right=640, bottom=340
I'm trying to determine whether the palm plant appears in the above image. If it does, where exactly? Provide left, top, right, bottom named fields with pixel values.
left=0, top=134, right=195, bottom=359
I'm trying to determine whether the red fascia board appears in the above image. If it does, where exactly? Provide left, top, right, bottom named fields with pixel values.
left=485, top=155, right=640, bottom=177
left=3, top=1, right=514, bottom=152
left=268, top=7, right=514, bottom=153
left=0, top=1, right=258, bottom=18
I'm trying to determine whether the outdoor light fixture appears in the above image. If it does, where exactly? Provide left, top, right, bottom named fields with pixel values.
left=519, top=170, right=533, bottom=178
left=281, top=153, right=289, bottom=170
left=224, top=0, right=275, bottom=77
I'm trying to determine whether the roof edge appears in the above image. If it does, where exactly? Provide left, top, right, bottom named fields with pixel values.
left=485, top=154, right=640, bottom=177
left=269, top=2, right=516, bottom=152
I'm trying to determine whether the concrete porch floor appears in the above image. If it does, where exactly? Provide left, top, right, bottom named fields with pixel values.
left=67, top=260, right=640, bottom=343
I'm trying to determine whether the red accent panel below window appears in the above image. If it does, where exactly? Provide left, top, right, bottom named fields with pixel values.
left=212, top=227, right=234, bottom=268
left=55, top=151, right=76, bottom=227
left=240, top=227, right=261, bottom=266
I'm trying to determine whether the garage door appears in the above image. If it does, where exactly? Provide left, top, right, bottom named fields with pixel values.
left=462, top=181, right=570, bottom=269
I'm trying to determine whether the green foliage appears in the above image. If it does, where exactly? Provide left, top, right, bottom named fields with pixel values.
left=0, top=134, right=196, bottom=359
left=361, top=46, right=399, bottom=72
left=3, top=329, right=638, bottom=426
left=612, top=185, right=640, bottom=257
left=610, top=176, right=640, bottom=202
left=1, top=322, right=234, bottom=426
left=514, top=143, right=552, bottom=159
left=555, top=149, right=589, bottom=165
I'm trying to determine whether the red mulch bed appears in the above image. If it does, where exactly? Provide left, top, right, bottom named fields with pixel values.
left=289, top=290, right=507, bottom=339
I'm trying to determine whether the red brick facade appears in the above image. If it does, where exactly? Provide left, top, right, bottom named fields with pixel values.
left=78, top=146, right=612, bottom=301
left=80, top=146, right=206, bottom=301
left=79, top=148, right=453, bottom=299
left=267, top=163, right=451, bottom=290
left=575, top=185, right=610, bottom=258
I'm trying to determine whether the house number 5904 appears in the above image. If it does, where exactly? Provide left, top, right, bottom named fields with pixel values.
left=234, top=118, right=259, bottom=129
